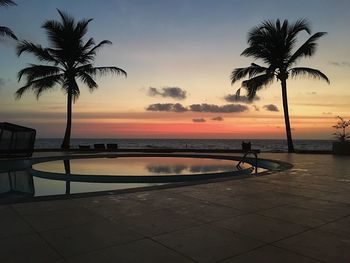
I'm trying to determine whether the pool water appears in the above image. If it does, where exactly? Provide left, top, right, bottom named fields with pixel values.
left=32, top=157, right=241, bottom=176
left=1, top=155, right=254, bottom=200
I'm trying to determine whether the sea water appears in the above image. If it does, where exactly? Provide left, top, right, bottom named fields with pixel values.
left=35, top=138, right=333, bottom=152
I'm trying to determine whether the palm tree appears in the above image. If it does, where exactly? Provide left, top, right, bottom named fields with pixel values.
left=0, top=0, right=17, bottom=40
left=16, top=9, right=127, bottom=149
left=231, top=19, right=329, bottom=153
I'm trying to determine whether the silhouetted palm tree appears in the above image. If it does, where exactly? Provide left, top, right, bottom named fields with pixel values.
left=16, top=10, right=127, bottom=149
left=231, top=19, right=329, bottom=152
left=0, top=0, right=17, bottom=40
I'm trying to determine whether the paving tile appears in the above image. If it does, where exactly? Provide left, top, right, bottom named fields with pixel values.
left=116, top=209, right=200, bottom=237
left=168, top=201, right=245, bottom=223
left=41, top=219, right=142, bottom=258
left=154, top=224, right=263, bottom=263
left=73, top=194, right=135, bottom=208
left=216, top=195, right=284, bottom=212
left=67, top=238, right=195, bottom=263
left=23, top=206, right=106, bottom=232
left=0, top=206, right=34, bottom=239
left=258, top=205, right=338, bottom=227
left=12, top=199, right=79, bottom=215
left=251, top=192, right=311, bottom=205
left=213, top=213, right=308, bottom=243
left=0, top=233, right=62, bottom=263
left=275, top=229, right=350, bottom=263
left=221, top=245, right=320, bottom=263
left=3, top=152, right=350, bottom=262
left=318, top=216, right=350, bottom=237
left=293, top=199, right=350, bottom=217
left=130, top=190, right=203, bottom=210
left=322, top=192, right=350, bottom=204
left=178, top=188, right=284, bottom=212
left=280, top=188, right=336, bottom=200
left=81, top=198, right=159, bottom=220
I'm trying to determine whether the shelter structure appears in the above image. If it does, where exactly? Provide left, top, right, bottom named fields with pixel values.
left=0, top=122, right=36, bottom=157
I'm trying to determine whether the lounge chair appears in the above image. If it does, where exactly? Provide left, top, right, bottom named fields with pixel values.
left=78, top=145, right=90, bottom=150
left=94, top=143, right=106, bottom=150
left=106, top=143, right=118, bottom=150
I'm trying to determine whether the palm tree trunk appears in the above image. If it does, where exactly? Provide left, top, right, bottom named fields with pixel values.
left=61, top=91, right=72, bottom=149
left=281, top=79, right=295, bottom=153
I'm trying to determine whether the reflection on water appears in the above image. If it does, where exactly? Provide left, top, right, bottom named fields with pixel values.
left=1, top=157, right=242, bottom=200
left=0, top=167, right=160, bottom=199
left=64, top=159, right=71, bottom=195
left=0, top=170, right=34, bottom=198
left=146, top=164, right=235, bottom=174
left=33, top=157, right=238, bottom=176
left=146, top=165, right=188, bottom=174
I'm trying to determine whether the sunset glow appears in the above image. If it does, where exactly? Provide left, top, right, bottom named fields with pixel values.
left=0, top=0, right=349, bottom=139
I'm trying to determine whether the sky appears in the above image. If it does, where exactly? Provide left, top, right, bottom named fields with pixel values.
left=0, top=0, right=349, bottom=139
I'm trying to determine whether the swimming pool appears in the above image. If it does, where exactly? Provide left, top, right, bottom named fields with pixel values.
left=0, top=153, right=285, bottom=201
left=33, top=156, right=241, bottom=176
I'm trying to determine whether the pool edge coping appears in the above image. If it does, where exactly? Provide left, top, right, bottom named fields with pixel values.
left=0, top=153, right=293, bottom=204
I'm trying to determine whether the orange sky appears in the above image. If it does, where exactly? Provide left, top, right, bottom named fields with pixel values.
left=0, top=0, right=349, bottom=139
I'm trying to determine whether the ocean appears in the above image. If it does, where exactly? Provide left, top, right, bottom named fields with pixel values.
left=35, top=138, right=333, bottom=152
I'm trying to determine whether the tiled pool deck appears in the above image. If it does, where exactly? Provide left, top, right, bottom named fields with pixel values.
left=1, top=152, right=350, bottom=262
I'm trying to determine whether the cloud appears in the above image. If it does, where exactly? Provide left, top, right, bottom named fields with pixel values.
left=329, top=61, right=350, bottom=67
left=224, top=94, right=260, bottom=103
left=263, top=104, right=279, bottom=112
left=212, top=116, right=224, bottom=121
left=192, top=118, right=206, bottom=122
left=146, top=103, right=249, bottom=113
left=147, top=86, right=187, bottom=100
left=189, top=103, right=249, bottom=113
left=146, top=103, right=188, bottom=112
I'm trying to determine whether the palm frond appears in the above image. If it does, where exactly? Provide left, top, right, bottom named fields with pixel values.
left=57, top=9, right=75, bottom=30
left=17, top=40, right=58, bottom=62
left=287, top=18, right=311, bottom=38
left=0, top=0, right=16, bottom=6
left=285, top=18, right=310, bottom=50
left=241, top=73, right=274, bottom=99
left=77, top=40, right=112, bottom=64
left=243, top=20, right=292, bottom=66
left=81, top=38, right=95, bottom=52
left=289, top=67, right=330, bottom=83
left=86, top=66, right=127, bottom=77
left=18, top=64, right=62, bottom=82
left=0, top=26, right=17, bottom=40
left=87, top=40, right=112, bottom=55
left=241, top=19, right=324, bottom=70
left=231, top=63, right=268, bottom=84
left=15, top=74, right=63, bottom=99
left=42, top=20, right=64, bottom=49
left=288, top=32, right=327, bottom=65
left=75, top=18, right=93, bottom=37
left=77, top=72, right=98, bottom=92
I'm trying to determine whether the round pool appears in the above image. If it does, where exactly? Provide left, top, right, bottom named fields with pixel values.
left=31, top=154, right=253, bottom=183
left=1, top=153, right=289, bottom=200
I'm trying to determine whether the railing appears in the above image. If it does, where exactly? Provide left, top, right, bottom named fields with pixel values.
left=236, top=150, right=259, bottom=174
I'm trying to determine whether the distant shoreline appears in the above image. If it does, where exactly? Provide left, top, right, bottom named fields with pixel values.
left=34, top=138, right=334, bottom=153
left=33, top=147, right=332, bottom=155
